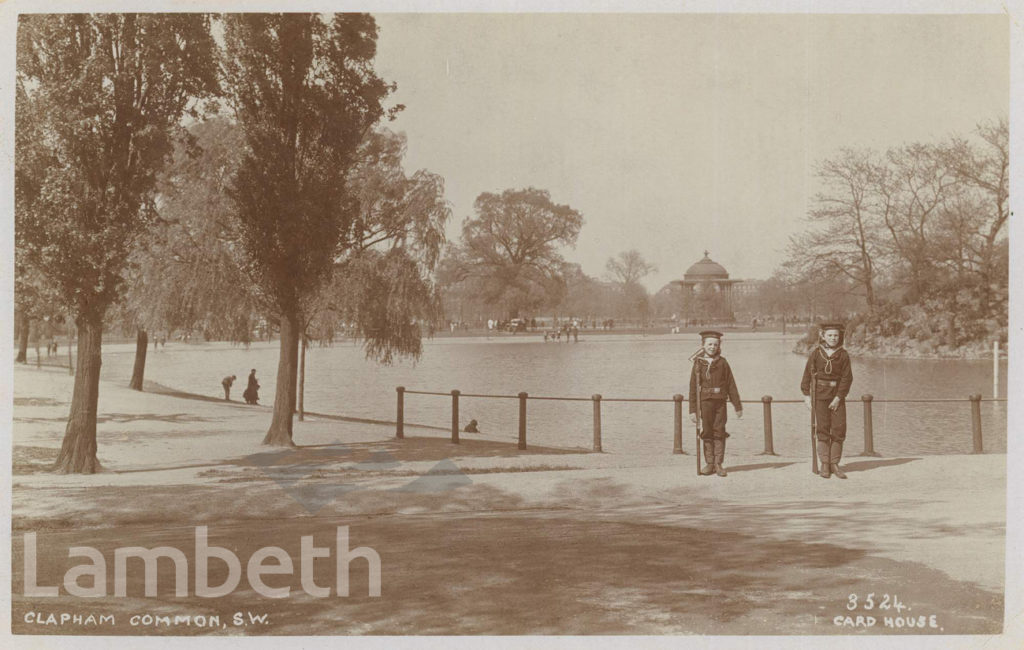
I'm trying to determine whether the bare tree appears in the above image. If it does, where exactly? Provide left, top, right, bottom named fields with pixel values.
left=605, top=249, right=657, bottom=286
left=940, top=118, right=1009, bottom=309
left=790, top=149, right=885, bottom=311
left=605, top=249, right=656, bottom=324
left=874, top=143, right=957, bottom=301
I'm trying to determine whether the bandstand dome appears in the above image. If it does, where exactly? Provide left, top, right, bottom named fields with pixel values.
left=684, top=251, right=730, bottom=280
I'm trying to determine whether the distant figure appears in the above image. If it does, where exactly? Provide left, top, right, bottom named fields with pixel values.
left=463, top=419, right=479, bottom=433
left=243, top=369, right=260, bottom=405
left=221, top=375, right=236, bottom=401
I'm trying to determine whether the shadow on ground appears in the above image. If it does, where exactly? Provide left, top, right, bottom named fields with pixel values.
left=289, top=436, right=585, bottom=463
left=726, top=461, right=797, bottom=473
left=842, top=458, right=921, bottom=473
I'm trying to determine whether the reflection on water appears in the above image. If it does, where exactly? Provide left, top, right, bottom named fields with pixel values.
left=100, top=335, right=1008, bottom=456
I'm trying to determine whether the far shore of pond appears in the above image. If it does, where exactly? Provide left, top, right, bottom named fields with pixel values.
left=19, top=327, right=1007, bottom=361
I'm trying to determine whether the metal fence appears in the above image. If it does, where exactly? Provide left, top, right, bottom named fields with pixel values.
left=395, top=386, right=1006, bottom=455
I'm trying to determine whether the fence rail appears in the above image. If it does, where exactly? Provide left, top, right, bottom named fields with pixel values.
left=395, top=386, right=1006, bottom=455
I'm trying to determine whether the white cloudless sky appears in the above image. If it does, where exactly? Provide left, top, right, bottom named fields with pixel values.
left=372, top=12, right=1008, bottom=290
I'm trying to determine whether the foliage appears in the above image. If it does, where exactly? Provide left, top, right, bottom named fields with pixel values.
left=446, top=187, right=583, bottom=318
left=16, top=14, right=220, bottom=320
left=320, top=249, right=442, bottom=364
left=306, top=128, right=450, bottom=360
left=786, top=119, right=1008, bottom=356
left=222, top=13, right=398, bottom=321
left=16, top=13, right=220, bottom=472
left=119, top=117, right=258, bottom=342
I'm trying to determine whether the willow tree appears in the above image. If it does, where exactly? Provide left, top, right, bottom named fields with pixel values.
left=16, top=14, right=219, bottom=473
left=221, top=14, right=400, bottom=446
left=121, top=117, right=258, bottom=390
left=296, top=128, right=449, bottom=419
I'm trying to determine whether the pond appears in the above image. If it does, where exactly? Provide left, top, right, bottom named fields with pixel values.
left=99, top=333, right=1008, bottom=457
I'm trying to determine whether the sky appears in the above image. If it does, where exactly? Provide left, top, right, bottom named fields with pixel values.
left=371, top=12, right=1008, bottom=291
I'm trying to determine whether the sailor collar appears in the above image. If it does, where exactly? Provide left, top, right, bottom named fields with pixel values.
left=819, top=345, right=841, bottom=359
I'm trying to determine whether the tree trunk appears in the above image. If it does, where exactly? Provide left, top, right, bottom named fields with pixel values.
left=129, top=329, right=148, bottom=391
left=54, top=314, right=104, bottom=474
left=263, top=313, right=299, bottom=446
left=67, top=324, right=75, bottom=376
left=298, top=334, right=306, bottom=422
left=16, top=313, right=30, bottom=363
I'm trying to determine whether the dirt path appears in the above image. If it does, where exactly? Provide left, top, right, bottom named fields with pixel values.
left=12, top=505, right=1001, bottom=636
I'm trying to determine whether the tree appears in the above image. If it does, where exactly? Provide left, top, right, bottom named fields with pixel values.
left=451, top=188, right=583, bottom=319
left=779, top=121, right=1008, bottom=353
left=606, top=249, right=656, bottom=324
left=557, top=264, right=612, bottom=324
left=606, top=249, right=656, bottom=286
left=790, top=149, right=886, bottom=311
left=296, top=128, right=449, bottom=418
left=940, top=118, right=1009, bottom=312
left=14, top=79, right=54, bottom=365
left=16, top=14, right=219, bottom=473
left=221, top=14, right=400, bottom=446
left=120, top=117, right=259, bottom=392
left=874, top=143, right=957, bottom=302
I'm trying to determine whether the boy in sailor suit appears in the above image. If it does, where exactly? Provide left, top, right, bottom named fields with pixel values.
left=688, top=330, right=743, bottom=477
left=801, top=322, right=854, bottom=479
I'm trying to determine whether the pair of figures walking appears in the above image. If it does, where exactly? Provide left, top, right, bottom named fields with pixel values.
left=687, top=323, right=852, bottom=479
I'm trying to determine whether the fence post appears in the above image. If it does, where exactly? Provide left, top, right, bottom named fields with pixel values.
left=518, top=392, right=528, bottom=450
left=451, top=390, right=460, bottom=444
left=971, top=394, right=983, bottom=454
left=860, top=394, right=880, bottom=457
left=592, top=394, right=603, bottom=452
left=396, top=386, right=405, bottom=439
left=760, top=396, right=777, bottom=455
left=673, top=394, right=685, bottom=454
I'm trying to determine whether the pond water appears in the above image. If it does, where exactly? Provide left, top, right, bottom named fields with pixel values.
left=99, top=334, right=1008, bottom=457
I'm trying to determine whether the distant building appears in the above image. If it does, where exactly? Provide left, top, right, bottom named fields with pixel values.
left=732, top=279, right=761, bottom=296
left=674, top=251, right=744, bottom=321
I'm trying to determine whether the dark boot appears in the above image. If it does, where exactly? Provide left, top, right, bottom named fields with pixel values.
left=700, top=440, right=715, bottom=475
left=817, top=440, right=831, bottom=478
left=714, top=439, right=727, bottom=477
left=830, top=441, right=847, bottom=479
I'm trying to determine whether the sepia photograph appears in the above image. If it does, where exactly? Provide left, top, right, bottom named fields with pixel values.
left=2, top=0, right=1020, bottom=646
